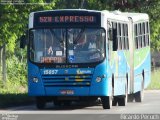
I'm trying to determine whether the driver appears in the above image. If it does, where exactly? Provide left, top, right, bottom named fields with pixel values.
left=88, top=34, right=97, bottom=50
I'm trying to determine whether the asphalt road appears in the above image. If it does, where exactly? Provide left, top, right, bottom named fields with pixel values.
left=0, top=90, right=160, bottom=120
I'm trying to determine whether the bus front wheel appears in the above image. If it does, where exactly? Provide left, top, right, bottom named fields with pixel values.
left=36, top=97, right=46, bottom=109
left=101, top=96, right=112, bottom=109
left=53, top=100, right=62, bottom=106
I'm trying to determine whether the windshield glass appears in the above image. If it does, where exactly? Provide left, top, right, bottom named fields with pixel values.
left=29, top=28, right=105, bottom=64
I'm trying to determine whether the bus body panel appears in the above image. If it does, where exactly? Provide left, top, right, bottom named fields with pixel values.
left=28, top=60, right=113, bottom=96
left=28, top=62, right=45, bottom=96
left=109, top=51, right=129, bottom=96
left=115, top=51, right=128, bottom=96
left=89, top=59, right=110, bottom=96
left=134, top=47, right=151, bottom=93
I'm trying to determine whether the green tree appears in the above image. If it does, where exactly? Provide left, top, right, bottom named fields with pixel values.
left=0, top=0, right=55, bottom=90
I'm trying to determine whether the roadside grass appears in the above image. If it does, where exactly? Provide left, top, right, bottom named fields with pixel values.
left=0, top=79, right=34, bottom=108
left=0, top=78, right=27, bottom=94
left=147, top=68, right=160, bottom=89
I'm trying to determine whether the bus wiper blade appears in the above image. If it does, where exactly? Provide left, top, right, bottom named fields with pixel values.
left=73, top=28, right=85, bottom=45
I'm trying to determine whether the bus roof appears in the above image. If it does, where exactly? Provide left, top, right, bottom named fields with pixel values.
left=109, top=10, right=149, bottom=22
left=31, top=9, right=102, bottom=14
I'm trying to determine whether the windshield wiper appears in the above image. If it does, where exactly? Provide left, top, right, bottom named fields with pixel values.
left=51, top=29, right=65, bottom=43
left=73, top=28, right=85, bottom=45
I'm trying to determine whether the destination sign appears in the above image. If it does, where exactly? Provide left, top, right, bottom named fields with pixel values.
left=33, top=10, right=101, bottom=27
left=39, top=16, right=96, bottom=23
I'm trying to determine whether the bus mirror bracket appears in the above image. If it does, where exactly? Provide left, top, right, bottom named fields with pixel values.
left=20, top=35, right=27, bottom=49
left=112, top=28, right=118, bottom=51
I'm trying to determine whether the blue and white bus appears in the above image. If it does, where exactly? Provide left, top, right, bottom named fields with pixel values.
left=20, top=9, right=151, bottom=109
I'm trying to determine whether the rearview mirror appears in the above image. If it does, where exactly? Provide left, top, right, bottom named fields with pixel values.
left=20, top=35, right=27, bottom=49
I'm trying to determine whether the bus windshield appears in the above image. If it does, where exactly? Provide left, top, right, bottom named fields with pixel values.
left=29, top=28, right=105, bottom=64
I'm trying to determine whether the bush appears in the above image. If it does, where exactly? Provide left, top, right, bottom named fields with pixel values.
left=7, top=55, right=27, bottom=85
left=0, top=55, right=27, bottom=94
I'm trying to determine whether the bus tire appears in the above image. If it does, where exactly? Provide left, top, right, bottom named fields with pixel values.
left=101, top=96, right=112, bottom=109
left=112, top=97, right=118, bottom=106
left=134, top=91, right=144, bottom=102
left=117, top=97, right=127, bottom=106
left=117, top=85, right=128, bottom=106
left=36, top=97, right=46, bottom=109
left=54, top=100, right=62, bottom=106
left=63, top=101, right=71, bottom=106
left=128, top=94, right=134, bottom=102
left=134, top=73, right=144, bottom=102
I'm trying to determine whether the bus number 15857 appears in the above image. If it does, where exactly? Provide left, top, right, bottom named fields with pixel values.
left=44, top=70, right=58, bottom=75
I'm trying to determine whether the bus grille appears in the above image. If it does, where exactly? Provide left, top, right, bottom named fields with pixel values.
left=42, top=74, right=92, bottom=87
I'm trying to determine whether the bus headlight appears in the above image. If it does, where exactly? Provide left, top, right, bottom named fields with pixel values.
left=96, top=77, right=102, bottom=82
left=33, top=77, right=39, bottom=83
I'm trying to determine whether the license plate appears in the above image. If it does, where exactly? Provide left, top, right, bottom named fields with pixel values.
left=60, top=90, right=74, bottom=95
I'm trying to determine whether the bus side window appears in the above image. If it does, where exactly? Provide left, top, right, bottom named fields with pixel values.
left=138, top=23, right=142, bottom=49
left=142, top=22, right=146, bottom=47
left=136, top=24, right=139, bottom=49
left=125, top=24, right=129, bottom=50
left=122, top=24, right=126, bottom=50
left=146, top=22, right=150, bottom=46
left=113, top=28, right=118, bottom=51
